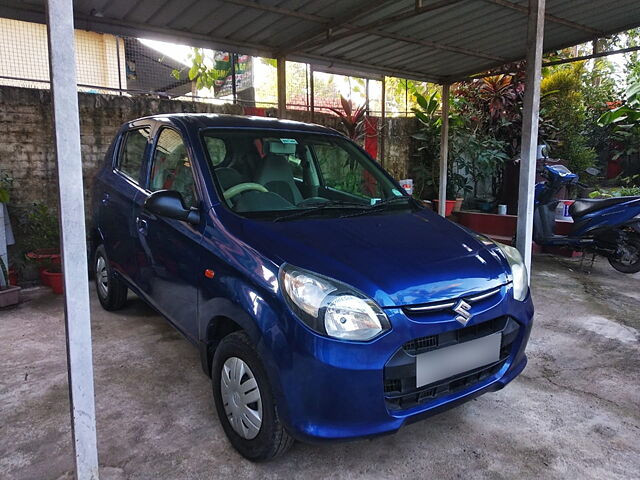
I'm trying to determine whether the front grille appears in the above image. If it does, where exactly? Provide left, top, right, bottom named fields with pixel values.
left=403, top=334, right=438, bottom=354
left=384, top=316, right=520, bottom=410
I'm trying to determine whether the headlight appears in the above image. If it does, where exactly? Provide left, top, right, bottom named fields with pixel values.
left=279, top=264, right=390, bottom=341
left=496, top=243, right=529, bottom=301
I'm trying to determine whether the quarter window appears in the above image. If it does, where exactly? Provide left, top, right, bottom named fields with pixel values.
left=150, top=129, right=197, bottom=207
left=118, top=128, right=150, bottom=182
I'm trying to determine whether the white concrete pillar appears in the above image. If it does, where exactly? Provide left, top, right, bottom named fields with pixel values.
left=438, top=83, right=450, bottom=217
left=516, top=0, right=546, bottom=277
left=46, top=0, right=100, bottom=478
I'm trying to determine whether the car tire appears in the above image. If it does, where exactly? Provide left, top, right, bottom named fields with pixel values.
left=94, top=245, right=128, bottom=311
left=211, top=331, right=293, bottom=461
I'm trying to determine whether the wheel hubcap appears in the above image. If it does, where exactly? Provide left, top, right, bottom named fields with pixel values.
left=220, top=357, right=262, bottom=439
left=96, top=256, right=109, bottom=298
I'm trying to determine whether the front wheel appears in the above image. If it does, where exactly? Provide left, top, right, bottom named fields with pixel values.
left=211, top=331, right=293, bottom=461
left=608, top=235, right=640, bottom=273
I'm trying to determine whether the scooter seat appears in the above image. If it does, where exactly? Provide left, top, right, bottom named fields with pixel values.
left=569, top=196, right=640, bottom=218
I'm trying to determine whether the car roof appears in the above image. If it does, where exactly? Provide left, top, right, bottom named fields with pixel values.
left=130, top=113, right=341, bottom=136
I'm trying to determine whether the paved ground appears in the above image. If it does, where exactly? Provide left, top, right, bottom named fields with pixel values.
left=1, top=255, right=639, bottom=480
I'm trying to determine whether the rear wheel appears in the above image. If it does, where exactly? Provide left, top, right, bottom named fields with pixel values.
left=608, top=235, right=640, bottom=273
left=94, top=245, right=128, bottom=310
left=211, top=331, right=293, bottom=461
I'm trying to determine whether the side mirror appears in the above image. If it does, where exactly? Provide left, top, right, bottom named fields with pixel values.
left=144, top=190, right=200, bottom=225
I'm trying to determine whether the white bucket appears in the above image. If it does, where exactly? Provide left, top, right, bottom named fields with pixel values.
left=399, top=179, right=413, bottom=195
left=555, top=200, right=574, bottom=222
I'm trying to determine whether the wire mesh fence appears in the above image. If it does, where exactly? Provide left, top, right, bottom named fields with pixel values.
left=0, top=17, right=433, bottom=116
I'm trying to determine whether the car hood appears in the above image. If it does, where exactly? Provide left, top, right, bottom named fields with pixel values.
left=235, top=209, right=509, bottom=308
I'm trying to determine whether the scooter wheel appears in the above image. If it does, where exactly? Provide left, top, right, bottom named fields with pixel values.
left=608, top=236, right=640, bottom=274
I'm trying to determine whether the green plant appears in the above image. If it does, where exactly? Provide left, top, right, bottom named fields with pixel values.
left=453, top=133, right=509, bottom=199
left=328, top=96, right=367, bottom=142
left=541, top=64, right=596, bottom=175
left=18, top=203, right=60, bottom=253
left=0, top=170, right=11, bottom=203
left=410, top=90, right=442, bottom=199
left=598, top=80, right=640, bottom=164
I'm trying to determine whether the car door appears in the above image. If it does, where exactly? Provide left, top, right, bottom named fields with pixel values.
left=135, top=126, right=204, bottom=340
left=101, top=125, right=151, bottom=284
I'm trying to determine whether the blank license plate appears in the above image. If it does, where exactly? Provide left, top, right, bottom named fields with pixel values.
left=416, top=332, right=502, bottom=388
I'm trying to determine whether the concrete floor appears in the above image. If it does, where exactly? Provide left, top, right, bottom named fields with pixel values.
left=1, top=255, right=639, bottom=480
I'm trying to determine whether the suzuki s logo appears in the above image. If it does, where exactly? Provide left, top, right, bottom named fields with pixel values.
left=453, top=299, right=473, bottom=326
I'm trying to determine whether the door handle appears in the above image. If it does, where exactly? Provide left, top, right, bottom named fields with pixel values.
left=136, top=216, right=148, bottom=235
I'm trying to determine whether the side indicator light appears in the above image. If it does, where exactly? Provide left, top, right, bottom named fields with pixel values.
left=204, top=269, right=215, bottom=279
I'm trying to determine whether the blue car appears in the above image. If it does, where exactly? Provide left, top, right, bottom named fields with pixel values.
left=91, top=114, right=533, bottom=461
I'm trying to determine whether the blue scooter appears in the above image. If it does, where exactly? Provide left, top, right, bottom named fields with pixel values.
left=533, top=161, right=640, bottom=273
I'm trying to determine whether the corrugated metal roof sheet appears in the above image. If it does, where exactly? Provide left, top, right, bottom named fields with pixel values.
left=1, top=0, right=639, bottom=82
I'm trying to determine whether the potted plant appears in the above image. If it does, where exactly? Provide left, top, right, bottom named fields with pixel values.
left=0, top=254, right=21, bottom=307
left=42, top=263, right=63, bottom=295
left=20, top=203, right=61, bottom=286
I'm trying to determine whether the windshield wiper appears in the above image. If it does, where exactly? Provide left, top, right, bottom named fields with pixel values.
left=272, top=200, right=369, bottom=222
left=338, top=196, right=413, bottom=218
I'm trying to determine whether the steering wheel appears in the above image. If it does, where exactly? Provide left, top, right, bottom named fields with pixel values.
left=223, top=182, right=268, bottom=200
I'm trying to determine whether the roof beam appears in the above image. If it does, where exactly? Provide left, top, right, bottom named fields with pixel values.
left=217, top=0, right=330, bottom=23
left=484, top=0, right=604, bottom=35
left=278, top=0, right=391, bottom=55
left=281, top=0, right=464, bottom=54
left=358, top=28, right=507, bottom=62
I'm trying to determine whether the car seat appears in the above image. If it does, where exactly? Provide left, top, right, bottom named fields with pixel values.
left=256, top=152, right=303, bottom=204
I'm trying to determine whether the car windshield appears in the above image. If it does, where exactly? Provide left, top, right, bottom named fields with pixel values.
left=201, top=129, right=411, bottom=220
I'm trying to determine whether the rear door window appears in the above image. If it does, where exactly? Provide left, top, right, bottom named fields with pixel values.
left=149, top=128, right=198, bottom=207
left=117, top=128, right=150, bottom=183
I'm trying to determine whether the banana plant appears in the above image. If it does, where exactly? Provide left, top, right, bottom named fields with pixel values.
left=598, top=80, right=640, bottom=160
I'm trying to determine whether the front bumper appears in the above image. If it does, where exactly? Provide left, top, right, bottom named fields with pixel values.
left=269, top=285, right=534, bottom=442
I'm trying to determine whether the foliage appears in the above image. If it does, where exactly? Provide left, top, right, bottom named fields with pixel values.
left=540, top=64, right=596, bottom=175
left=0, top=170, right=11, bottom=203
left=18, top=203, right=60, bottom=253
left=598, top=80, right=640, bottom=162
left=410, top=90, right=473, bottom=200
left=453, top=74, right=525, bottom=158
left=452, top=133, right=509, bottom=200
left=172, top=48, right=221, bottom=90
left=328, top=96, right=367, bottom=141
left=410, top=91, right=442, bottom=199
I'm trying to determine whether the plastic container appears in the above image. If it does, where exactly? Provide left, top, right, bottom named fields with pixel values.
left=555, top=200, right=574, bottom=222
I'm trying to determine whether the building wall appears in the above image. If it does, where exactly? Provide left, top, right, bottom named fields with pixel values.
left=0, top=85, right=416, bottom=243
left=0, top=18, right=126, bottom=91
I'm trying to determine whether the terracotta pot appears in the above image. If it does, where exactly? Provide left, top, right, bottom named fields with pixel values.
left=454, top=197, right=464, bottom=212
left=0, top=285, right=21, bottom=307
left=432, top=199, right=456, bottom=216
left=43, top=269, right=64, bottom=295
left=8, top=268, right=18, bottom=286
left=39, top=266, right=50, bottom=287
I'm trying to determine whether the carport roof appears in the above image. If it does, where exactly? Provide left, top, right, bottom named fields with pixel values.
left=1, top=0, right=640, bottom=83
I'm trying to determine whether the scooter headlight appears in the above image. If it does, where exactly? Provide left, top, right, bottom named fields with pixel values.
left=496, top=243, right=529, bottom=301
left=280, top=264, right=390, bottom=341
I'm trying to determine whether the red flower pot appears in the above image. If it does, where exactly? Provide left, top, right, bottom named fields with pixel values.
left=27, top=249, right=60, bottom=287
left=42, top=269, right=64, bottom=295
left=432, top=199, right=456, bottom=216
